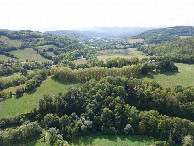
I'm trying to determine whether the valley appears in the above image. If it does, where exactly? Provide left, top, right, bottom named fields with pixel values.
left=0, top=26, right=193, bottom=146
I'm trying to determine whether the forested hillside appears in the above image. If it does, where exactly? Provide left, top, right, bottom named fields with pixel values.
left=0, top=27, right=194, bottom=146
left=138, top=37, right=194, bottom=63
left=134, top=26, right=194, bottom=44
left=0, top=30, right=84, bottom=63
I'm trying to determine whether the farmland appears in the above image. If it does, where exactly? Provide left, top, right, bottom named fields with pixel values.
left=0, top=77, right=77, bottom=119
left=0, top=27, right=193, bottom=146
left=141, top=63, right=194, bottom=88
left=11, top=48, right=51, bottom=62
left=97, top=48, right=149, bottom=61
left=70, top=134, right=154, bottom=146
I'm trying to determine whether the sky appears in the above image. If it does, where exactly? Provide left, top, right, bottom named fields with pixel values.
left=0, top=0, right=194, bottom=31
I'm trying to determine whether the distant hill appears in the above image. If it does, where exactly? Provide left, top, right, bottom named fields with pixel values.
left=45, top=27, right=150, bottom=40
left=134, top=26, right=194, bottom=44
left=45, top=30, right=110, bottom=41
left=0, top=29, right=84, bottom=63
left=138, top=37, right=194, bottom=63
left=45, top=30, right=89, bottom=41
left=90, top=27, right=150, bottom=37
left=138, top=37, right=194, bottom=56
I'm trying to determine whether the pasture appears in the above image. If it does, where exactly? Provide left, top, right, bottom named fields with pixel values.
left=11, top=48, right=51, bottom=62
left=73, top=58, right=87, bottom=64
left=0, top=54, right=13, bottom=62
left=0, top=77, right=77, bottom=119
left=97, top=48, right=149, bottom=61
left=141, top=63, right=194, bottom=88
left=70, top=134, right=154, bottom=146
left=0, top=36, right=22, bottom=48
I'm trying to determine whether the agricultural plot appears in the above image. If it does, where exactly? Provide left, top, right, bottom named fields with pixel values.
left=0, top=36, right=22, bottom=48
left=0, top=77, right=77, bottom=119
left=11, top=48, right=51, bottom=62
left=0, top=54, right=13, bottom=61
left=97, top=48, right=149, bottom=61
left=141, top=63, right=194, bottom=88
left=70, top=134, right=154, bottom=146
left=73, top=58, right=87, bottom=64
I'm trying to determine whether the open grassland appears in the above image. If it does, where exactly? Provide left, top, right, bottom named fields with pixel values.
left=127, top=38, right=144, bottom=43
left=0, top=72, right=22, bottom=80
left=73, top=58, right=87, bottom=64
left=37, top=45, right=56, bottom=51
left=0, top=54, right=13, bottom=62
left=0, top=36, right=22, bottom=48
left=70, top=134, right=154, bottom=146
left=97, top=48, right=149, bottom=61
left=141, top=63, right=194, bottom=88
left=11, top=48, right=51, bottom=62
left=0, top=77, right=77, bottom=119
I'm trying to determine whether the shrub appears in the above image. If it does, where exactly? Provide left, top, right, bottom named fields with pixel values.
left=16, top=87, right=24, bottom=97
left=154, top=141, right=170, bottom=146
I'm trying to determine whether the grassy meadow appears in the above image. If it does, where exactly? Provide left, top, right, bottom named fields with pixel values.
left=70, top=134, right=155, bottom=146
left=0, top=72, right=22, bottom=80
left=0, top=77, right=77, bottom=119
left=141, top=63, right=194, bottom=88
left=11, top=48, right=51, bottom=62
left=97, top=48, right=149, bottom=61
left=73, top=58, right=87, bottom=64
left=0, top=54, right=13, bottom=62
left=0, top=36, right=22, bottom=48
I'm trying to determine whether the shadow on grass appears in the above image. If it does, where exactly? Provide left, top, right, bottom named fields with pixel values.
left=70, top=134, right=154, bottom=146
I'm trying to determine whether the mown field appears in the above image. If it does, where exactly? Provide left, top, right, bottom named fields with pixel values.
left=11, top=48, right=51, bottom=62
left=0, top=54, right=13, bottom=62
left=141, top=63, right=194, bottom=88
left=0, top=77, right=77, bottom=119
left=97, top=48, right=149, bottom=61
left=73, top=58, right=87, bottom=64
left=29, top=134, right=155, bottom=146
left=0, top=36, right=22, bottom=48
left=70, top=134, right=154, bottom=146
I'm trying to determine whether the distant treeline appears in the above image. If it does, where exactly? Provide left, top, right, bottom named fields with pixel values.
left=138, top=37, right=194, bottom=64
left=134, top=26, right=194, bottom=44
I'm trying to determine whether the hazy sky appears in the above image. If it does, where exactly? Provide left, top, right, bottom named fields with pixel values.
left=0, top=0, right=194, bottom=31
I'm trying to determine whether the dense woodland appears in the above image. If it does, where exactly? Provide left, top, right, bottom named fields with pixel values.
left=134, top=26, right=194, bottom=44
left=137, top=37, right=194, bottom=63
left=0, top=76, right=193, bottom=145
left=0, top=26, right=194, bottom=146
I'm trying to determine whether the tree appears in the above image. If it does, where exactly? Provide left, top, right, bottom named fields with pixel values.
left=124, top=124, right=134, bottom=134
left=44, top=113, right=59, bottom=129
left=15, top=87, right=24, bottom=97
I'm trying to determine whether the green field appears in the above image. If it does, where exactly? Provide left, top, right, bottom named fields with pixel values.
left=11, top=48, right=51, bottom=62
left=73, top=58, right=87, bottom=64
left=37, top=45, right=56, bottom=51
left=97, top=48, right=149, bottom=61
left=0, top=72, right=22, bottom=80
left=141, top=63, right=194, bottom=88
left=0, top=77, right=77, bottom=119
left=70, top=134, right=154, bottom=146
left=0, top=36, right=22, bottom=48
left=0, top=54, right=13, bottom=61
